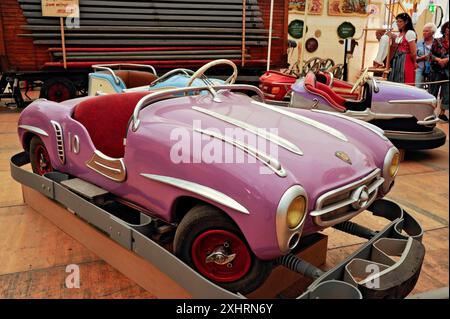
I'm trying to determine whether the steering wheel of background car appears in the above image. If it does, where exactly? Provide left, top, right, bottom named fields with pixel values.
left=302, top=57, right=323, bottom=75
left=320, top=59, right=335, bottom=72
left=187, top=59, right=238, bottom=87
left=351, top=67, right=369, bottom=94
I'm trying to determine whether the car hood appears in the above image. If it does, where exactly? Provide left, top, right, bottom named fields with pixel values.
left=373, top=80, right=436, bottom=102
left=138, top=91, right=384, bottom=204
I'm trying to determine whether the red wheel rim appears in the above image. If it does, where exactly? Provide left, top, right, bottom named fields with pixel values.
left=47, top=83, right=71, bottom=102
left=34, top=144, right=53, bottom=175
left=191, top=230, right=252, bottom=283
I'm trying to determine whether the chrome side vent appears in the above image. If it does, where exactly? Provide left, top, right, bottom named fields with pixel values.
left=51, top=120, right=65, bottom=165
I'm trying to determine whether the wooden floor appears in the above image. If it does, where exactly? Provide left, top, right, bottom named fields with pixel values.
left=0, top=105, right=448, bottom=298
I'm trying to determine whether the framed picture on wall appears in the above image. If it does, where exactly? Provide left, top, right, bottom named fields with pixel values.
left=288, top=0, right=324, bottom=15
left=328, top=0, right=370, bottom=16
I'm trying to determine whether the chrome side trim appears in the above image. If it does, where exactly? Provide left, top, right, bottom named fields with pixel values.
left=344, top=109, right=413, bottom=121
left=50, top=121, right=65, bottom=165
left=384, top=130, right=436, bottom=136
left=251, top=100, right=348, bottom=142
left=18, top=125, right=49, bottom=137
left=388, top=98, right=437, bottom=107
left=311, top=109, right=389, bottom=141
left=86, top=150, right=126, bottom=182
left=276, top=185, right=308, bottom=253
left=195, top=128, right=287, bottom=178
left=192, top=106, right=304, bottom=156
left=310, top=169, right=384, bottom=227
left=140, top=174, right=249, bottom=215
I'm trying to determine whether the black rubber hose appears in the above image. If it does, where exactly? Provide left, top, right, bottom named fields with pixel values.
left=276, top=254, right=324, bottom=279
left=333, top=221, right=377, bottom=239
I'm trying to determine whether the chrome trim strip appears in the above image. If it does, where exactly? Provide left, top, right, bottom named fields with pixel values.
left=388, top=98, right=437, bottom=107
left=86, top=150, right=127, bottom=182
left=140, top=174, right=249, bottom=215
left=195, top=128, right=287, bottom=178
left=251, top=100, right=348, bottom=142
left=311, top=109, right=389, bottom=141
left=276, top=185, right=308, bottom=253
left=384, top=130, right=436, bottom=136
left=310, top=169, right=384, bottom=227
left=344, top=109, right=413, bottom=121
left=18, top=125, right=49, bottom=137
left=93, top=161, right=122, bottom=173
left=50, top=120, right=65, bottom=165
left=192, top=106, right=304, bottom=156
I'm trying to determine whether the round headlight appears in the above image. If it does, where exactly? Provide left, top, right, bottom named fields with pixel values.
left=286, top=196, right=307, bottom=229
left=389, top=152, right=400, bottom=177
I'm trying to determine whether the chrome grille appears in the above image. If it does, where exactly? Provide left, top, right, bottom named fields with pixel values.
left=310, top=169, right=384, bottom=227
left=51, top=121, right=65, bottom=165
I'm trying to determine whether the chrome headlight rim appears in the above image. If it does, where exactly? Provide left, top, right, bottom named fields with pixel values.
left=382, top=147, right=400, bottom=193
left=276, top=185, right=308, bottom=254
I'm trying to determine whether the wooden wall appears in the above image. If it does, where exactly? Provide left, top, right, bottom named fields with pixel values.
left=0, top=0, right=288, bottom=72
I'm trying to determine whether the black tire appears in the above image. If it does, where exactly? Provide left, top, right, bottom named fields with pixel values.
left=30, top=136, right=53, bottom=175
left=385, top=127, right=447, bottom=150
left=40, top=77, right=77, bottom=103
left=174, top=205, right=272, bottom=294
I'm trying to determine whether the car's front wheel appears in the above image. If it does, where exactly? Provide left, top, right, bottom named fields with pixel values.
left=174, top=205, right=272, bottom=294
left=30, top=136, right=53, bottom=175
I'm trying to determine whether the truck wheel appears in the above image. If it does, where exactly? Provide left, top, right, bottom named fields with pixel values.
left=40, top=77, right=76, bottom=103
left=30, top=136, right=53, bottom=175
left=174, top=205, right=272, bottom=294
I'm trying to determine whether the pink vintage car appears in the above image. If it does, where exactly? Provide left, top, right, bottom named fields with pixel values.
left=18, top=84, right=402, bottom=294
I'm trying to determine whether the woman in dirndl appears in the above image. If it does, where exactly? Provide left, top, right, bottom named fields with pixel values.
left=388, top=13, right=417, bottom=85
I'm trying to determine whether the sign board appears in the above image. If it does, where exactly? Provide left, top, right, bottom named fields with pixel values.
left=337, top=22, right=356, bottom=39
left=41, top=0, right=79, bottom=17
left=288, top=20, right=308, bottom=39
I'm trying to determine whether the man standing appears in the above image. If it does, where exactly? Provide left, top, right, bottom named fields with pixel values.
left=415, top=23, right=436, bottom=88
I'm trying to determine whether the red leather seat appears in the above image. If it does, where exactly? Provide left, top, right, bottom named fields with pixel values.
left=304, top=72, right=347, bottom=111
left=73, top=92, right=151, bottom=158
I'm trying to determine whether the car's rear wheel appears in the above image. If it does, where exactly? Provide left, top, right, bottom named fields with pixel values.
left=30, top=136, right=53, bottom=175
left=174, top=205, right=272, bottom=294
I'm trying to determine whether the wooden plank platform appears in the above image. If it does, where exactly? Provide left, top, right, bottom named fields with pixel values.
left=0, top=107, right=448, bottom=298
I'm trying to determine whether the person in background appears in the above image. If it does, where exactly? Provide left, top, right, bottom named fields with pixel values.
left=373, top=29, right=390, bottom=68
left=415, top=23, right=436, bottom=88
left=388, top=13, right=417, bottom=85
left=429, top=21, right=449, bottom=122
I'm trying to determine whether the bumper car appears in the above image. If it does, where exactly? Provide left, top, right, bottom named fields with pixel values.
left=88, top=59, right=236, bottom=96
left=17, top=82, right=418, bottom=295
left=262, top=68, right=446, bottom=150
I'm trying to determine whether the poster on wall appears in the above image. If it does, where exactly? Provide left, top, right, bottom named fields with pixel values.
left=328, top=0, right=370, bottom=16
left=289, top=0, right=324, bottom=15
left=41, top=0, right=79, bottom=17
